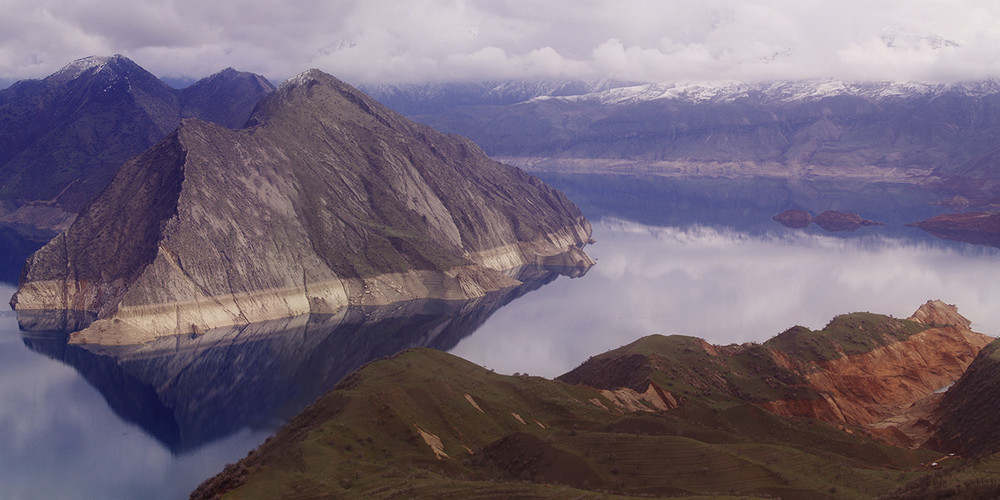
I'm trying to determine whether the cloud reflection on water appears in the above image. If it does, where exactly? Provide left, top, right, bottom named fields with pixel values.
left=0, top=300, right=272, bottom=500
left=450, top=218, right=1000, bottom=378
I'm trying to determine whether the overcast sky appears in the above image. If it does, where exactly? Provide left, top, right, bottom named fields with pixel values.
left=2, top=0, right=1000, bottom=86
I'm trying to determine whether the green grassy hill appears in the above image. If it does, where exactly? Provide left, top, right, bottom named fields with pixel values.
left=193, top=347, right=940, bottom=499
left=193, top=302, right=994, bottom=499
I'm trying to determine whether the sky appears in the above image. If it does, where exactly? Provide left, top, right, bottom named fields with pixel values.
left=2, top=0, right=1000, bottom=87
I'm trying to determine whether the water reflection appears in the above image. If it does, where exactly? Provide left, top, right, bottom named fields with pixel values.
left=16, top=266, right=569, bottom=453
left=450, top=217, right=1000, bottom=378
left=909, top=222, right=1000, bottom=248
left=0, top=309, right=272, bottom=500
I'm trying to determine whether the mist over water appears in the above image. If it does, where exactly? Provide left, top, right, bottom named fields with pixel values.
left=450, top=217, right=1000, bottom=378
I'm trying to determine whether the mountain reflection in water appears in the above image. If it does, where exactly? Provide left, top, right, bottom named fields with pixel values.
left=17, top=265, right=574, bottom=453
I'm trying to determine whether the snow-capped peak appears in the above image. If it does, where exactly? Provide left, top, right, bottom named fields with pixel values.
left=279, top=69, right=326, bottom=90
left=49, top=55, right=119, bottom=82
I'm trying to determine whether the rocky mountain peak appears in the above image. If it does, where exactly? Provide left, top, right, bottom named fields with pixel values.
left=278, top=68, right=328, bottom=90
left=188, top=66, right=273, bottom=89
left=49, top=55, right=115, bottom=81
left=46, top=54, right=147, bottom=85
left=249, top=69, right=401, bottom=131
left=908, top=299, right=971, bottom=328
left=179, top=67, right=275, bottom=128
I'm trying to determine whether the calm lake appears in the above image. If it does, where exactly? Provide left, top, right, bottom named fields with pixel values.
left=2, top=174, right=998, bottom=499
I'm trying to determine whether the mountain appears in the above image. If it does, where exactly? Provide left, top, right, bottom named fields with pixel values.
left=179, top=67, right=275, bottom=128
left=10, top=69, right=593, bottom=344
left=0, top=55, right=274, bottom=234
left=928, top=338, right=1000, bottom=457
left=365, top=79, right=1000, bottom=201
left=192, top=300, right=987, bottom=499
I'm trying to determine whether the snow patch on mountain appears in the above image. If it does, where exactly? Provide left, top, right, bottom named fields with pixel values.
left=279, top=69, right=327, bottom=90
left=49, top=55, right=117, bottom=82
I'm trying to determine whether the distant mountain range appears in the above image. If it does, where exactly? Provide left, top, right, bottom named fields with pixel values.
left=0, top=55, right=274, bottom=234
left=364, top=79, right=1000, bottom=110
left=363, top=78, right=1000, bottom=203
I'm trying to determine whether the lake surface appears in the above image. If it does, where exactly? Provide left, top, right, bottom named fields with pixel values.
left=2, top=174, right=999, bottom=499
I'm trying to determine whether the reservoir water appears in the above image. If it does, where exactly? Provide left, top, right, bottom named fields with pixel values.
left=1, top=174, right=999, bottom=499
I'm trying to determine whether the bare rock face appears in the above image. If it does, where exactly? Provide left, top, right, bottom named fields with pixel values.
left=11, top=69, right=593, bottom=344
left=908, top=299, right=972, bottom=328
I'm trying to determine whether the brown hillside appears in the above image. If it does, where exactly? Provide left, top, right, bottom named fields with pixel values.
left=561, top=300, right=991, bottom=447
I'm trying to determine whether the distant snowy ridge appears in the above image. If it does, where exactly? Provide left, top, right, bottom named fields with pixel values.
left=365, top=78, right=1000, bottom=110
left=533, top=79, right=1000, bottom=105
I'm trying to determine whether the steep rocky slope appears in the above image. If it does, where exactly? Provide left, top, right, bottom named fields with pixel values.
left=927, top=338, right=1000, bottom=457
left=0, top=55, right=273, bottom=233
left=192, top=301, right=984, bottom=499
left=11, top=69, right=593, bottom=344
left=880, top=338, right=1000, bottom=498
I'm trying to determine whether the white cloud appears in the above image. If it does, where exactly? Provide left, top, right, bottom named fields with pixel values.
left=2, top=0, right=1000, bottom=85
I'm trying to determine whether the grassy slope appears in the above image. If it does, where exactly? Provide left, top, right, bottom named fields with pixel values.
left=881, top=453, right=1000, bottom=499
left=765, top=312, right=930, bottom=362
left=560, top=312, right=932, bottom=407
left=193, top=347, right=939, bottom=499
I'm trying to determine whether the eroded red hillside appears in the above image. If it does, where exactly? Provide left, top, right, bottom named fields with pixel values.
left=561, top=300, right=991, bottom=447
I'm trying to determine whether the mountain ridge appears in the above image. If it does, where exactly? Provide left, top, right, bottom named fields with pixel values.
left=364, top=78, right=1000, bottom=203
left=364, top=78, right=1000, bottom=109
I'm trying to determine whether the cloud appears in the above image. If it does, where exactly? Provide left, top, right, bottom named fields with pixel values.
left=1, top=0, right=1000, bottom=85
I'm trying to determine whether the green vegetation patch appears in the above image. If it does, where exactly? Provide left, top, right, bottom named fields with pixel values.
left=883, top=453, right=1000, bottom=500
left=765, top=312, right=931, bottom=362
